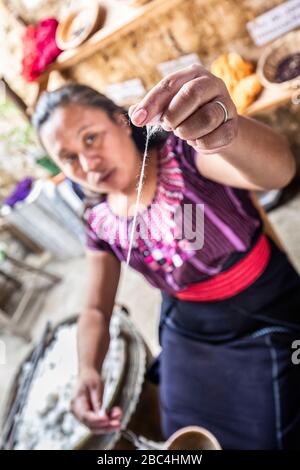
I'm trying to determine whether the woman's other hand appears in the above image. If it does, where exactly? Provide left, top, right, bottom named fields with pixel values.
left=71, top=367, right=122, bottom=434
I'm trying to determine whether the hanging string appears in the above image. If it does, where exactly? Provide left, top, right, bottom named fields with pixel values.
left=101, top=121, right=163, bottom=414
left=126, top=123, right=160, bottom=266
left=116, top=121, right=162, bottom=303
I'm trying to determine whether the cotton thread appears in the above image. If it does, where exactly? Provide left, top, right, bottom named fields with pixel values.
left=126, top=123, right=161, bottom=266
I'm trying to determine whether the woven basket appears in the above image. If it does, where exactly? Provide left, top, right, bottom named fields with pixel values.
left=257, top=30, right=300, bottom=89
left=56, top=2, right=106, bottom=50
left=2, top=306, right=150, bottom=450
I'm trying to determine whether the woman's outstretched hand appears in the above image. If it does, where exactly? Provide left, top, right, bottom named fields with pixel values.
left=129, top=64, right=238, bottom=154
left=71, top=367, right=122, bottom=434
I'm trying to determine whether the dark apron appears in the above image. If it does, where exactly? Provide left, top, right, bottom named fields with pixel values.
left=147, top=238, right=300, bottom=449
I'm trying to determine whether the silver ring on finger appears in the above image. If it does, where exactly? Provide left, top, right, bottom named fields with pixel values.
left=215, top=100, right=229, bottom=124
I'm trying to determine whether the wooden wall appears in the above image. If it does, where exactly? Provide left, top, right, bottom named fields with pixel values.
left=3, top=0, right=73, bottom=24
left=0, top=3, right=37, bottom=107
left=66, top=0, right=285, bottom=96
left=0, top=0, right=292, bottom=108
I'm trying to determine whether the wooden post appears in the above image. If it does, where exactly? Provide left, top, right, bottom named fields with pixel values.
left=1, top=79, right=29, bottom=121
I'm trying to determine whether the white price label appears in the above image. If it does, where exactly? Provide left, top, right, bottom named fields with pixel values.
left=247, top=0, right=300, bottom=46
left=105, top=78, right=146, bottom=104
left=157, top=53, right=202, bottom=77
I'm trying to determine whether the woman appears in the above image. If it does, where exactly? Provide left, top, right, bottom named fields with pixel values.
left=32, top=64, right=300, bottom=449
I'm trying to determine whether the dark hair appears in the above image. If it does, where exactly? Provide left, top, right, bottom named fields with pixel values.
left=32, top=83, right=168, bottom=153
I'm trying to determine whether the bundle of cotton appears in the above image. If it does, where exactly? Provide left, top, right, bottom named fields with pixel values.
left=13, top=314, right=126, bottom=450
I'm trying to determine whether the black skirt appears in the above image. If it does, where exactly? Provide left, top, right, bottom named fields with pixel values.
left=147, top=238, right=300, bottom=449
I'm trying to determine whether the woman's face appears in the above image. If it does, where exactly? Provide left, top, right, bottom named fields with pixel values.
left=40, top=103, right=141, bottom=194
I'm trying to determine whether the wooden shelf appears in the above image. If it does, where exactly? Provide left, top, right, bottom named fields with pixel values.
left=37, top=0, right=295, bottom=117
left=40, top=0, right=179, bottom=76
left=245, top=86, right=294, bottom=116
